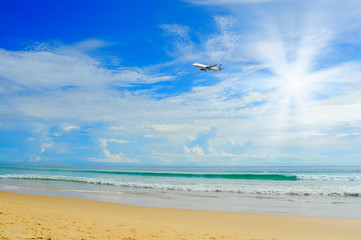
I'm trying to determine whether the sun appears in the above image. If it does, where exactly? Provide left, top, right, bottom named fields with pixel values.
left=285, top=75, right=311, bottom=98
left=276, top=68, right=316, bottom=108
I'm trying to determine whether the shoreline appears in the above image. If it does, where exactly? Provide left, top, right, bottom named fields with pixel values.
left=2, top=164, right=361, bottom=219
left=1, top=191, right=361, bottom=240
left=3, top=184, right=360, bottom=219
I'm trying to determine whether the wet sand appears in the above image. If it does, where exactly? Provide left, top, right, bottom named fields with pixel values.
left=1, top=191, right=361, bottom=240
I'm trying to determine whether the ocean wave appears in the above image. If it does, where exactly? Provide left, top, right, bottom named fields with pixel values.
left=1, top=174, right=361, bottom=197
left=1, top=171, right=298, bottom=181
left=0, top=174, right=117, bottom=185
left=85, top=172, right=298, bottom=181
left=1, top=173, right=361, bottom=182
left=3, top=165, right=361, bottom=182
left=297, top=175, right=361, bottom=181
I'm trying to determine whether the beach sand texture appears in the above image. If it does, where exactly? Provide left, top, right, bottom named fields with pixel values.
left=1, top=191, right=361, bottom=240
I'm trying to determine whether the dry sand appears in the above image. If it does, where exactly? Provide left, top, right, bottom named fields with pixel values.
left=1, top=191, right=361, bottom=240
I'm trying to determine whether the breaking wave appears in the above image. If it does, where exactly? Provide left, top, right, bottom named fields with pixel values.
left=1, top=174, right=360, bottom=197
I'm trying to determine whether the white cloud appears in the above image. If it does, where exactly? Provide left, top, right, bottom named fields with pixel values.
left=160, top=24, right=191, bottom=39
left=0, top=48, right=107, bottom=90
left=30, top=156, right=42, bottom=162
left=0, top=43, right=174, bottom=93
left=151, top=124, right=192, bottom=132
left=90, top=149, right=139, bottom=163
left=94, top=138, right=134, bottom=163
left=109, top=126, right=125, bottom=131
left=108, top=138, right=130, bottom=144
left=184, top=145, right=205, bottom=155
left=147, top=149, right=327, bottom=165
left=73, top=39, right=113, bottom=52
left=62, top=124, right=80, bottom=131
left=98, top=138, right=108, bottom=148
left=98, top=138, right=130, bottom=148
left=114, top=69, right=174, bottom=85
left=184, top=127, right=217, bottom=155
left=205, top=16, right=244, bottom=62
left=160, top=24, right=198, bottom=60
left=41, top=142, right=54, bottom=153
left=2, top=0, right=361, bottom=165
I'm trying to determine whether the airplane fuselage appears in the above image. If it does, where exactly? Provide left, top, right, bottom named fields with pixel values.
left=193, top=63, right=223, bottom=71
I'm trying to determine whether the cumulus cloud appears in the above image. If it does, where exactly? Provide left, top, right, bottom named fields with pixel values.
left=98, top=138, right=108, bottom=148
left=108, top=138, right=131, bottom=144
left=40, top=142, right=54, bottom=153
left=151, top=124, right=193, bottom=133
left=184, top=127, right=217, bottom=155
left=90, top=149, right=139, bottom=163
left=148, top=148, right=325, bottom=165
left=223, top=140, right=252, bottom=155
left=2, top=0, right=361, bottom=165
left=98, top=138, right=130, bottom=148
left=62, top=124, right=80, bottom=131
left=92, top=138, right=136, bottom=163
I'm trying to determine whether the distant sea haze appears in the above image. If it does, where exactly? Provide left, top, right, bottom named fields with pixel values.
left=1, top=164, right=361, bottom=218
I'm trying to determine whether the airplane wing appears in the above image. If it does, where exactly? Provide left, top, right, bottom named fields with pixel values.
left=207, top=64, right=218, bottom=68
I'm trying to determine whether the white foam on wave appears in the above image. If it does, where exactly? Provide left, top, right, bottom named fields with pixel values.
left=297, top=175, right=361, bottom=181
left=1, top=174, right=361, bottom=197
left=0, top=183, right=21, bottom=190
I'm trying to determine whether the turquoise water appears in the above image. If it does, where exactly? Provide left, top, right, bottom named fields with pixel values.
left=1, top=164, right=361, bottom=218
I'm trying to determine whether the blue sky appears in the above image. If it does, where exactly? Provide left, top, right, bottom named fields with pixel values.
left=1, top=0, right=361, bottom=165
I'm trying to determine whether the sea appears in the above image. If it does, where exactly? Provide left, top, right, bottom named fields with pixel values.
left=1, top=164, right=361, bottom=218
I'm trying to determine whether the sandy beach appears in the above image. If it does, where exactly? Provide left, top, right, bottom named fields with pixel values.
left=1, top=191, right=360, bottom=240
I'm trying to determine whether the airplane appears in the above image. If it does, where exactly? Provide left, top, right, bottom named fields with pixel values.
left=192, top=63, right=224, bottom=72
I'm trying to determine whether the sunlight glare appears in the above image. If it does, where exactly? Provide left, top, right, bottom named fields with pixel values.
left=276, top=66, right=315, bottom=109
